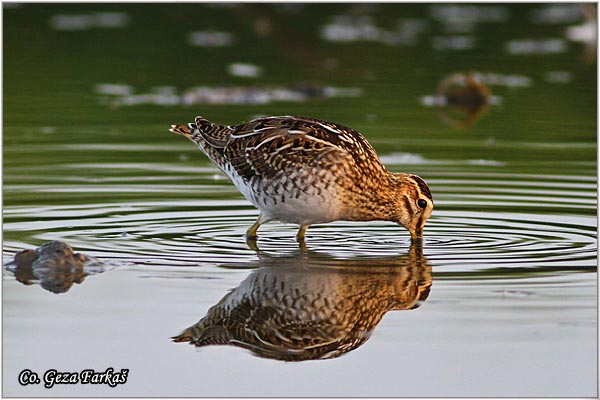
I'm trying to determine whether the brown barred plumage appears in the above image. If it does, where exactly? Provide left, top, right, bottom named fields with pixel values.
left=170, top=115, right=433, bottom=240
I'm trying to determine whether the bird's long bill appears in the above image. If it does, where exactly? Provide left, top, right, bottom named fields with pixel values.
left=170, top=125, right=193, bottom=138
left=410, top=227, right=423, bottom=241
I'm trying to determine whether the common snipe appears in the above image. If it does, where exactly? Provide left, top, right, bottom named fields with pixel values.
left=170, top=116, right=433, bottom=241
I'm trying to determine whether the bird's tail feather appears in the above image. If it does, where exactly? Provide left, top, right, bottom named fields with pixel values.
left=169, top=116, right=231, bottom=149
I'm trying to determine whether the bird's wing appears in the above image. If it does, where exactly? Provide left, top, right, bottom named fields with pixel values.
left=223, top=116, right=382, bottom=182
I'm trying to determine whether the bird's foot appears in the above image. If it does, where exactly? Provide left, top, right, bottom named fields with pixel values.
left=245, top=236, right=260, bottom=252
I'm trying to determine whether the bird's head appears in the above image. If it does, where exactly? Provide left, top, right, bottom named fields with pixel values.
left=392, top=174, right=433, bottom=241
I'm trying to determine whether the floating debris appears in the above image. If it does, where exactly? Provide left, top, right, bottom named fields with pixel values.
left=97, top=83, right=363, bottom=107
left=566, top=22, right=597, bottom=44
left=320, top=15, right=428, bottom=46
left=565, top=4, right=597, bottom=63
left=94, top=83, right=134, bottom=96
left=530, top=4, right=584, bottom=24
left=320, top=15, right=380, bottom=43
left=187, top=31, right=234, bottom=47
left=4, top=241, right=108, bottom=294
left=431, top=35, right=475, bottom=51
left=472, top=72, right=532, bottom=88
left=421, top=72, right=528, bottom=123
left=544, top=70, right=573, bottom=84
left=421, top=73, right=492, bottom=128
left=437, top=73, right=490, bottom=128
left=227, top=62, right=262, bottom=78
left=467, top=159, right=506, bottom=167
left=429, top=4, right=509, bottom=23
left=429, top=4, right=509, bottom=32
left=49, top=12, right=130, bottom=31
left=506, top=38, right=568, bottom=55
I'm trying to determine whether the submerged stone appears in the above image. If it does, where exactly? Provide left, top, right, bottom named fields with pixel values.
left=4, top=241, right=107, bottom=294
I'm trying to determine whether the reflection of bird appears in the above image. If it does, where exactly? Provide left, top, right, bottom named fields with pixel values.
left=170, top=116, right=433, bottom=241
left=173, top=244, right=432, bottom=361
left=4, top=241, right=105, bottom=294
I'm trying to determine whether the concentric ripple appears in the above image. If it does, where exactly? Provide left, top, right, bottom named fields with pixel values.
left=3, top=199, right=597, bottom=274
left=3, top=154, right=597, bottom=274
left=424, top=212, right=596, bottom=270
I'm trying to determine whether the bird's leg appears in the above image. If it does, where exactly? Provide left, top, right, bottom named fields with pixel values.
left=245, top=213, right=270, bottom=239
left=298, top=239, right=308, bottom=253
left=296, top=224, right=309, bottom=242
left=246, top=221, right=261, bottom=239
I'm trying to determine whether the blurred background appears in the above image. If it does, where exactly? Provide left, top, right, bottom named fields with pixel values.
left=4, top=3, right=596, bottom=151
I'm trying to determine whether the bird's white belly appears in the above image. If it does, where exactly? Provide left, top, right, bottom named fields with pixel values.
left=229, top=172, right=341, bottom=225
left=260, top=193, right=339, bottom=225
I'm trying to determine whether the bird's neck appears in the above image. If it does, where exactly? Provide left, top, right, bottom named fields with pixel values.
left=341, top=171, right=405, bottom=222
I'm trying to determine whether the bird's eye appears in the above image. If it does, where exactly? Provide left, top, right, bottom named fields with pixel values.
left=417, top=199, right=427, bottom=208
